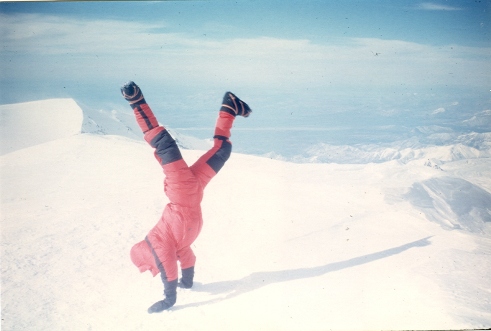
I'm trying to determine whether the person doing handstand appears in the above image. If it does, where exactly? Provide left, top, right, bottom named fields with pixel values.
left=120, top=81, right=252, bottom=313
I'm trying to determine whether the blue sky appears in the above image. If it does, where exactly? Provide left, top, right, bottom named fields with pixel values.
left=1, top=0, right=490, bottom=146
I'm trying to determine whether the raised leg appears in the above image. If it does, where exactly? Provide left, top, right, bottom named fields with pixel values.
left=121, top=81, right=159, bottom=133
left=121, top=81, right=199, bottom=207
left=190, top=92, right=252, bottom=188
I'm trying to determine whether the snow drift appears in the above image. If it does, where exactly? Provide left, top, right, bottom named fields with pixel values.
left=405, top=177, right=491, bottom=233
left=0, top=99, right=83, bottom=155
left=1, top=99, right=490, bottom=330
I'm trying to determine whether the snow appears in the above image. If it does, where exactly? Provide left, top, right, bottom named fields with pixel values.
left=0, top=99, right=83, bottom=155
left=295, top=136, right=491, bottom=164
left=1, top=99, right=491, bottom=330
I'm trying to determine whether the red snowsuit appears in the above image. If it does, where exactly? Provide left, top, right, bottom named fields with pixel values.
left=129, top=101, right=235, bottom=299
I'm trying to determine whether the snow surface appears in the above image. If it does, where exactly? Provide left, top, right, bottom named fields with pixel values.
left=1, top=99, right=491, bottom=330
left=0, top=99, right=83, bottom=155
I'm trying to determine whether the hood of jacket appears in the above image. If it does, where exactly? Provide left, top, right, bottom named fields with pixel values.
left=130, top=240, right=159, bottom=277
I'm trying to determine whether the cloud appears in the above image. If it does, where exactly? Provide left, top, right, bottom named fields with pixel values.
left=0, top=13, right=177, bottom=54
left=432, top=107, right=446, bottom=115
left=1, top=13, right=490, bottom=95
left=416, top=2, right=463, bottom=11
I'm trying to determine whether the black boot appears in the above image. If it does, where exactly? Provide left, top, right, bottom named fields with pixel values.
left=147, top=279, right=178, bottom=313
left=220, top=92, right=252, bottom=117
left=120, top=81, right=145, bottom=105
left=178, top=266, right=194, bottom=289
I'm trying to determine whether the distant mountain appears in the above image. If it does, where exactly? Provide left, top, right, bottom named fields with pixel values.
left=300, top=138, right=490, bottom=165
left=82, top=103, right=488, bottom=165
left=3, top=98, right=489, bottom=165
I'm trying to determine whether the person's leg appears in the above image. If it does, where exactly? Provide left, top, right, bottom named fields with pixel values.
left=176, top=246, right=196, bottom=288
left=120, top=81, right=159, bottom=133
left=190, top=92, right=252, bottom=188
left=189, top=112, right=233, bottom=187
left=121, top=81, right=199, bottom=207
left=121, top=81, right=182, bottom=164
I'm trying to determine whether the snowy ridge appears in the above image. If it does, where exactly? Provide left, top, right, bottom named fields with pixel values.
left=82, top=108, right=141, bottom=140
left=403, top=176, right=491, bottom=233
left=259, top=124, right=491, bottom=165
left=166, top=127, right=213, bottom=151
left=1, top=98, right=491, bottom=330
left=0, top=98, right=83, bottom=155
left=297, top=137, right=490, bottom=165
left=462, top=109, right=491, bottom=129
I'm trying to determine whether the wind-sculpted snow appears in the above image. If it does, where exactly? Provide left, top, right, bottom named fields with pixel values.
left=0, top=99, right=83, bottom=155
left=405, top=177, right=491, bottom=234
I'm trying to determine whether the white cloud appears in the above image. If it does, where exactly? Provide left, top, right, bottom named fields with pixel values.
left=432, top=107, right=446, bottom=115
left=1, top=13, right=490, bottom=92
left=0, top=13, right=177, bottom=54
left=417, top=2, right=463, bottom=11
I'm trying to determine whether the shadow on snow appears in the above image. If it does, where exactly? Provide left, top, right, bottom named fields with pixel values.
left=173, top=236, right=433, bottom=310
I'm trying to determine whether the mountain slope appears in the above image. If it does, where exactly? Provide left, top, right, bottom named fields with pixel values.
left=1, top=99, right=490, bottom=330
